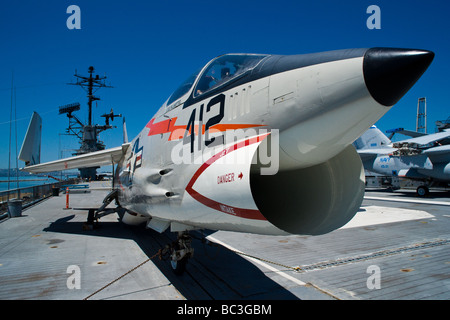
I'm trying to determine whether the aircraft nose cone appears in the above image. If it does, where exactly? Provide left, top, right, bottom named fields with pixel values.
left=363, top=48, right=434, bottom=106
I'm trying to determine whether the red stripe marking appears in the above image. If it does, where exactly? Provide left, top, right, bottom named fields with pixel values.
left=185, top=134, right=269, bottom=221
left=146, top=117, right=265, bottom=141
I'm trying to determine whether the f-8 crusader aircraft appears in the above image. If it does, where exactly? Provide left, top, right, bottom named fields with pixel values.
left=21, top=47, right=433, bottom=273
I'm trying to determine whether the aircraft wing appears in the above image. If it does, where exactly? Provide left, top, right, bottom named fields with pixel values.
left=395, top=129, right=428, bottom=138
left=386, top=127, right=428, bottom=139
left=423, top=144, right=450, bottom=164
left=21, top=143, right=131, bottom=174
left=357, top=147, right=395, bottom=161
left=423, top=144, right=450, bottom=155
left=395, top=130, right=450, bottom=147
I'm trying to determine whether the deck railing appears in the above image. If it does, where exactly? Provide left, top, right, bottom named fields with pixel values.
left=0, top=178, right=81, bottom=215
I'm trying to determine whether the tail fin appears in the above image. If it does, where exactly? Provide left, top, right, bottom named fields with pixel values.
left=18, top=112, right=42, bottom=166
left=353, top=125, right=391, bottom=150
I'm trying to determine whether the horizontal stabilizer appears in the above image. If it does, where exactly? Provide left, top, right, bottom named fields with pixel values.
left=21, top=143, right=130, bottom=173
left=357, top=147, right=396, bottom=161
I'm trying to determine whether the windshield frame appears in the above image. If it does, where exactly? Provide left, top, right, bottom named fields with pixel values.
left=192, top=54, right=268, bottom=99
left=166, top=71, right=199, bottom=107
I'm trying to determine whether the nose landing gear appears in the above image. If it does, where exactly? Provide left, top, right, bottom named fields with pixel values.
left=161, top=232, right=194, bottom=275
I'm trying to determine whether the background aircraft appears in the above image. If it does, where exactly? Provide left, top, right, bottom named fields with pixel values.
left=20, top=47, right=434, bottom=273
left=355, top=125, right=450, bottom=196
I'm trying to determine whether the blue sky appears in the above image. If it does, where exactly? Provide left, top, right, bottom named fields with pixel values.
left=0, top=0, right=448, bottom=168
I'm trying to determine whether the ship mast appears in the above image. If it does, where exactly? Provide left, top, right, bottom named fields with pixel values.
left=59, top=66, right=121, bottom=180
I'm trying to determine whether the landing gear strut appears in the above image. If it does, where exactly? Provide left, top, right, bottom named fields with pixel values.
left=161, top=232, right=194, bottom=275
left=81, top=189, right=123, bottom=229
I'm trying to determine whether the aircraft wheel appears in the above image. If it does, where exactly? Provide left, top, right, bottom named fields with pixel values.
left=416, top=186, right=429, bottom=197
left=170, top=255, right=188, bottom=275
left=169, top=232, right=193, bottom=275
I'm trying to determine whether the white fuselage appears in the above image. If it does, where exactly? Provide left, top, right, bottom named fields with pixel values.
left=117, top=53, right=388, bottom=235
left=20, top=48, right=434, bottom=236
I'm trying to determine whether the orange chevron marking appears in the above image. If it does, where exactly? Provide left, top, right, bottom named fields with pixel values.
left=146, top=117, right=264, bottom=141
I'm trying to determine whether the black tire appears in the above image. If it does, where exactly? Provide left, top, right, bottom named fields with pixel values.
left=416, top=186, right=429, bottom=197
left=171, top=256, right=187, bottom=275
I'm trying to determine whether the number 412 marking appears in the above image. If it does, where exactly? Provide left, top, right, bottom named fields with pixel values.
left=183, top=94, right=225, bottom=153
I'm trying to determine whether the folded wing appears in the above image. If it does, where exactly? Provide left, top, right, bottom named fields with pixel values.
left=21, top=143, right=130, bottom=173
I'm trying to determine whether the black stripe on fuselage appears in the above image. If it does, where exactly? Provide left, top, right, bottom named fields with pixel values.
left=182, top=48, right=368, bottom=109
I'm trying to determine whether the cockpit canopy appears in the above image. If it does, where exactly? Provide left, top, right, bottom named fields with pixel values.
left=166, top=54, right=268, bottom=106
left=166, top=72, right=198, bottom=106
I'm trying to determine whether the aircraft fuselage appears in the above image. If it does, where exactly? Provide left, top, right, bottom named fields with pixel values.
left=114, top=48, right=434, bottom=235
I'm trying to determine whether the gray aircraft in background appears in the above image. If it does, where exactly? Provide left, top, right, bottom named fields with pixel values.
left=355, top=125, right=450, bottom=196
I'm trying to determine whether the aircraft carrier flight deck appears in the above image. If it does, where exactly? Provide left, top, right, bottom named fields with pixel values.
left=0, top=181, right=448, bottom=300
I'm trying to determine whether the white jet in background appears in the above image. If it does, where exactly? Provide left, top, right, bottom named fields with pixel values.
left=355, top=125, right=449, bottom=196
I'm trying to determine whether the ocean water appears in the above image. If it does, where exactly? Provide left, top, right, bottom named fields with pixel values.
left=0, top=176, right=60, bottom=192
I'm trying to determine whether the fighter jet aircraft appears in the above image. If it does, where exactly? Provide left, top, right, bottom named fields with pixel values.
left=355, top=125, right=450, bottom=196
left=20, top=47, right=434, bottom=273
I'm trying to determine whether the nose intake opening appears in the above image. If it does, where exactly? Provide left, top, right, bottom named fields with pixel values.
left=250, top=145, right=365, bottom=236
